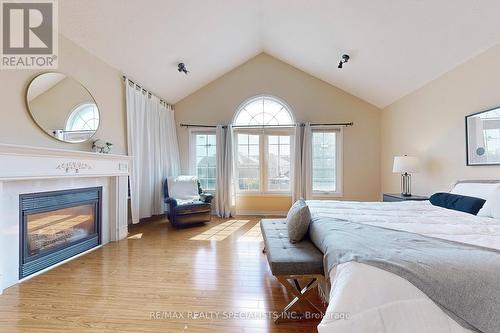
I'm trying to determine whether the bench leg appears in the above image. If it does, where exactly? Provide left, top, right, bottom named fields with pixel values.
left=275, top=276, right=323, bottom=323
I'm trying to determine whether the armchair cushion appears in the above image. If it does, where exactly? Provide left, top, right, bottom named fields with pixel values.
left=167, top=176, right=200, bottom=201
left=174, top=202, right=212, bottom=215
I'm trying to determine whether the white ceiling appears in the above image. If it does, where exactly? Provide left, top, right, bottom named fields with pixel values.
left=59, top=0, right=500, bottom=108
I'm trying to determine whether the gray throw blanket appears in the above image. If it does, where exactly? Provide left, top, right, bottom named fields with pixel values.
left=309, top=217, right=500, bottom=333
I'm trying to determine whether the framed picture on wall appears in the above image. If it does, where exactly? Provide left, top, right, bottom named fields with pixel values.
left=466, top=106, right=500, bottom=165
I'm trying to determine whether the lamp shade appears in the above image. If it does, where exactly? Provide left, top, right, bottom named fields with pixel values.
left=393, top=155, right=420, bottom=173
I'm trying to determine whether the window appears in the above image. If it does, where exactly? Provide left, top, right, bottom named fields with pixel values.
left=234, top=96, right=294, bottom=126
left=66, top=103, right=99, bottom=131
left=190, top=131, right=216, bottom=191
left=311, top=129, right=342, bottom=196
left=236, top=133, right=260, bottom=191
left=267, top=135, right=291, bottom=191
left=234, top=96, right=295, bottom=194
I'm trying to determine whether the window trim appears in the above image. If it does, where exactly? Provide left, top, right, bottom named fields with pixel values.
left=234, top=127, right=294, bottom=196
left=310, top=126, right=343, bottom=198
left=188, top=128, right=217, bottom=193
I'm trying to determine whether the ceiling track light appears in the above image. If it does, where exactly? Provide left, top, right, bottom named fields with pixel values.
left=177, top=63, right=189, bottom=74
left=338, top=54, right=350, bottom=69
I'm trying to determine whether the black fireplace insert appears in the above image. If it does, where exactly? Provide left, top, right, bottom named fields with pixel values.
left=19, top=187, right=102, bottom=279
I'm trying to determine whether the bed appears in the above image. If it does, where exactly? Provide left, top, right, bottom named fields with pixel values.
left=306, top=182, right=500, bottom=333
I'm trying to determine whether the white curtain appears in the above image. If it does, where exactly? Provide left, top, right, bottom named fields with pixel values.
left=126, top=79, right=180, bottom=224
left=215, top=125, right=236, bottom=217
left=301, top=122, right=313, bottom=199
left=292, top=124, right=303, bottom=202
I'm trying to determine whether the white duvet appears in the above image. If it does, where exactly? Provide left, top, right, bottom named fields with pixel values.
left=305, top=200, right=500, bottom=333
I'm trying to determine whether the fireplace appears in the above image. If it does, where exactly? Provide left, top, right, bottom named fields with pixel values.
left=19, top=187, right=102, bottom=279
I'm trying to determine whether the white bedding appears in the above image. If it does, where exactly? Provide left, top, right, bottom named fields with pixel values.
left=306, top=200, right=500, bottom=333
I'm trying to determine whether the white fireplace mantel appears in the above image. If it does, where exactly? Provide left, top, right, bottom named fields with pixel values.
left=0, top=143, right=131, bottom=180
left=0, top=143, right=131, bottom=294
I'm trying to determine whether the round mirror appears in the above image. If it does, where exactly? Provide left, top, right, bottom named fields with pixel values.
left=26, top=72, right=100, bottom=143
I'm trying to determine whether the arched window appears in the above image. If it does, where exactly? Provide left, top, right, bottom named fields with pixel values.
left=234, top=96, right=294, bottom=126
left=233, top=96, right=294, bottom=193
left=66, top=103, right=99, bottom=132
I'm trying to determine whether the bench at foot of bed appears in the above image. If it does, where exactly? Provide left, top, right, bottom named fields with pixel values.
left=260, top=218, right=325, bottom=323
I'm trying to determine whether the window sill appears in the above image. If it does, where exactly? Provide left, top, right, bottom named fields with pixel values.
left=236, top=192, right=292, bottom=197
left=311, top=192, right=343, bottom=199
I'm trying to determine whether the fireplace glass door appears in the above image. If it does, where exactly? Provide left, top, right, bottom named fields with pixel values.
left=27, top=204, right=96, bottom=256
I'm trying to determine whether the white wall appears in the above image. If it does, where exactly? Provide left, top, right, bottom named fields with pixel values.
left=381, top=43, right=500, bottom=195
left=0, top=35, right=126, bottom=154
left=175, top=53, right=381, bottom=212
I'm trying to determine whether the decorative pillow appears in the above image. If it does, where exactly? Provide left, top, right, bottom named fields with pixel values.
left=477, top=186, right=500, bottom=219
left=430, top=192, right=486, bottom=215
left=286, top=199, right=311, bottom=243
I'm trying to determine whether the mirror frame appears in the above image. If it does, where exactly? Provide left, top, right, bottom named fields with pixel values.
left=25, top=72, right=100, bottom=144
left=465, top=106, right=500, bottom=166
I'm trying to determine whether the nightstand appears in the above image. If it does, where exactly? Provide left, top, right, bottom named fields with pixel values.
left=383, top=193, right=429, bottom=202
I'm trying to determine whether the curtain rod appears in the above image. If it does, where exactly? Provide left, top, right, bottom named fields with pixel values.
left=122, top=75, right=171, bottom=107
left=180, top=122, right=353, bottom=129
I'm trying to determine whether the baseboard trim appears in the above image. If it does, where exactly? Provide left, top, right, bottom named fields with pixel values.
left=118, top=226, right=128, bottom=240
left=236, top=210, right=287, bottom=217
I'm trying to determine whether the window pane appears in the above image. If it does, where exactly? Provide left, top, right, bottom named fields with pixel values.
left=234, top=96, right=293, bottom=126
left=249, top=134, right=259, bottom=145
left=312, top=131, right=336, bottom=192
left=248, top=145, right=259, bottom=158
left=237, top=133, right=260, bottom=191
left=194, top=133, right=216, bottom=191
left=238, top=133, right=249, bottom=145
left=208, top=134, right=216, bottom=146
left=267, top=135, right=291, bottom=191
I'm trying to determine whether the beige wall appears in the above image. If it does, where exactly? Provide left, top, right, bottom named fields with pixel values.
left=0, top=35, right=126, bottom=154
left=175, top=53, right=381, bottom=213
left=381, top=44, right=500, bottom=196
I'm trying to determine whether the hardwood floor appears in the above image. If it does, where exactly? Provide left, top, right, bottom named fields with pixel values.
left=0, top=216, right=325, bottom=332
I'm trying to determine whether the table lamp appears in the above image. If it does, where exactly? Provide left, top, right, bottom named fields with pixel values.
left=393, top=155, right=420, bottom=196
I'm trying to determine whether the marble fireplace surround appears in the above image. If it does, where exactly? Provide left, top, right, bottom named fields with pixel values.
left=0, top=143, right=131, bottom=294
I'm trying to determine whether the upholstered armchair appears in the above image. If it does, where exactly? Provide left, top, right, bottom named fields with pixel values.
left=164, top=176, right=214, bottom=228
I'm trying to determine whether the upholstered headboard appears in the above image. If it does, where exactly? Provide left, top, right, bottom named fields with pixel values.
left=454, top=180, right=500, bottom=185
left=450, top=180, right=500, bottom=200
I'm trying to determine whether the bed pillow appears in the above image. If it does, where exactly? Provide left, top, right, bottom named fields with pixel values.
left=286, top=199, right=311, bottom=243
left=477, top=186, right=500, bottom=219
left=450, top=182, right=499, bottom=200
left=430, top=192, right=486, bottom=215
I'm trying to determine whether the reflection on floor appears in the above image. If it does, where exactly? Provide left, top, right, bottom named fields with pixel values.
left=190, top=219, right=250, bottom=241
left=127, top=233, right=143, bottom=239
left=238, top=221, right=263, bottom=242
left=0, top=216, right=324, bottom=333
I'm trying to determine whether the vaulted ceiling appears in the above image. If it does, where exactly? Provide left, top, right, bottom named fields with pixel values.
left=59, top=0, right=500, bottom=108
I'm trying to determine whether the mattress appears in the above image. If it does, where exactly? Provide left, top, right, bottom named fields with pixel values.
left=306, top=200, right=500, bottom=333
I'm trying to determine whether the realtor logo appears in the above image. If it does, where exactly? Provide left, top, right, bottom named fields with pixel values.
left=1, top=0, right=58, bottom=69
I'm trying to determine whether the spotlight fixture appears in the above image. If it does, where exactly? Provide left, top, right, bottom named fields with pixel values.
left=177, top=63, right=189, bottom=74
left=338, top=54, right=350, bottom=69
